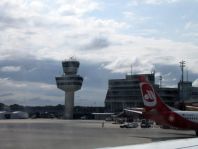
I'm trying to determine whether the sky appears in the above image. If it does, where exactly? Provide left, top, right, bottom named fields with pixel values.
left=0, top=0, right=198, bottom=106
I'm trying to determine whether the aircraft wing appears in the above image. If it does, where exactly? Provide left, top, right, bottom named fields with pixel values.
left=124, top=108, right=143, bottom=114
left=97, top=138, right=198, bottom=149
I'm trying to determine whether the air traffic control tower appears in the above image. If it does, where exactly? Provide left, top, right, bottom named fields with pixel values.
left=55, top=58, right=83, bottom=119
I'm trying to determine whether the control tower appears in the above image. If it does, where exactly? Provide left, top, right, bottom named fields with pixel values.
left=55, top=58, right=83, bottom=119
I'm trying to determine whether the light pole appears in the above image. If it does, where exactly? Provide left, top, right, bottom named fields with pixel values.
left=159, top=76, right=162, bottom=88
left=179, top=60, right=185, bottom=101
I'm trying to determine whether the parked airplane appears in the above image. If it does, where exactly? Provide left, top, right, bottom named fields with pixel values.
left=125, top=76, right=198, bottom=136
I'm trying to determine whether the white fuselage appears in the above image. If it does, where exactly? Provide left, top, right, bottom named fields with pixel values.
left=176, top=111, right=198, bottom=123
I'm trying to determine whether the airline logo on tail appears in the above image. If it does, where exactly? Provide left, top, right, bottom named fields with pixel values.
left=140, top=83, right=157, bottom=107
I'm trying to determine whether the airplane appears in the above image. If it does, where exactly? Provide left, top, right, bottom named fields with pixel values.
left=125, top=76, right=198, bottom=136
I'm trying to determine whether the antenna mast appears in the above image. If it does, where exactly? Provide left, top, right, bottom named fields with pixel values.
left=179, top=60, right=186, bottom=101
left=180, top=60, right=185, bottom=83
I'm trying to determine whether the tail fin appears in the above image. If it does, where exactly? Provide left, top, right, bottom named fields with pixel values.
left=139, top=76, right=171, bottom=113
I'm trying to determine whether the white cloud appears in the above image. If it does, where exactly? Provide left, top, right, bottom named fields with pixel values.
left=129, top=0, right=180, bottom=5
left=184, top=21, right=198, bottom=31
left=0, top=77, right=61, bottom=105
left=0, top=0, right=128, bottom=62
left=145, top=0, right=179, bottom=4
left=0, top=66, right=21, bottom=72
left=0, top=0, right=100, bottom=18
left=57, top=0, right=100, bottom=16
left=123, top=11, right=151, bottom=22
left=73, top=34, right=198, bottom=74
left=0, top=0, right=197, bottom=75
left=0, top=78, right=27, bottom=88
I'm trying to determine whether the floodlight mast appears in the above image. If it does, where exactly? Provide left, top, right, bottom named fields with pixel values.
left=180, top=60, right=185, bottom=83
left=179, top=60, right=185, bottom=101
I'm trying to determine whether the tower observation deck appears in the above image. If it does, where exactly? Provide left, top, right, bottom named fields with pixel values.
left=55, top=58, right=83, bottom=119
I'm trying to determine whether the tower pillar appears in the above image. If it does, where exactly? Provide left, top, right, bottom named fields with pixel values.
left=65, top=92, right=74, bottom=119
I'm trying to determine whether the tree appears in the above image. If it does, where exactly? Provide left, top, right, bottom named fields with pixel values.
left=10, top=104, right=24, bottom=111
left=0, top=103, right=5, bottom=111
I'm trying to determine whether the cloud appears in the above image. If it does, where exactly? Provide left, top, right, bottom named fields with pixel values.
left=0, top=77, right=63, bottom=105
left=144, top=0, right=179, bottom=4
left=0, top=0, right=197, bottom=72
left=75, top=35, right=198, bottom=75
left=0, top=58, right=61, bottom=84
left=184, top=22, right=198, bottom=30
left=0, top=66, right=21, bottom=72
left=183, top=22, right=198, bottom=39
left=123, top=11, right=151, bottom=23
left=0, top=0, right=127, bottom=62
left=82, top=36, right=110, bottom=50
left=0, top=92, right=13, bottom=97
left=58, top=0, right=100, bottom=16
left=129, top=0, right=181, bottom=5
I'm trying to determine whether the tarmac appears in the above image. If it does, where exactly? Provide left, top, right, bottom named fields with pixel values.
left=0, top=119, right=196, bottom=149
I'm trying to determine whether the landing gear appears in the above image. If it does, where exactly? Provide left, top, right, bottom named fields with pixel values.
left=195, top=130, right=198, bottom=136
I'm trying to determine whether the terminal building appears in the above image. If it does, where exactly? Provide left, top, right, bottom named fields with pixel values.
left=105, top=73, right=198, bottom=113
left=105, top=74, right=156, bottom=113
left=178, top=81, right=198, bottom=103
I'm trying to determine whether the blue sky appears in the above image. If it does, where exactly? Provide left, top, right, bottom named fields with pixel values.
left=0, top=0, right=198, bottom=106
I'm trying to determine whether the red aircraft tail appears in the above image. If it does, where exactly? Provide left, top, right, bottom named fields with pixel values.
left=139, top=76, right=171, bottom=113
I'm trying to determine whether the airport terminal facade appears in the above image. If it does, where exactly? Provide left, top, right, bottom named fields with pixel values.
left=105, top=73, right=198, bottom=113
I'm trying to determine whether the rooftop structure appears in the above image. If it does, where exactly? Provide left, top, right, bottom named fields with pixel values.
left=55, top=58, right=83, bottom=119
